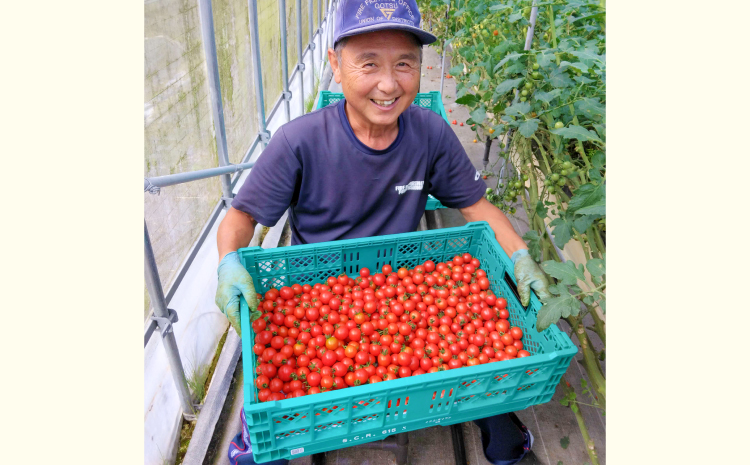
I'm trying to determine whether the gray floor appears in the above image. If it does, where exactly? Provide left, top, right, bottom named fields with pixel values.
left=207, top=42, right=605, bottom=465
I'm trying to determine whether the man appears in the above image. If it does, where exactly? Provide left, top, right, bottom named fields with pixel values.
left=216, top=1, right=550, bottom=463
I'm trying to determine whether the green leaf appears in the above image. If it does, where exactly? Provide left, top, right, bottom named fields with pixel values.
left=574, top=75, right=595, bottom=85
left=523, top=230, right=542, bottom=262
left=568, top=183, right=604, bottom=214
left=548, top=217, right=573, bottom=249
left=535, top=200, right=548, bottom=220
left=494, top=52, right=523, bottom=72
left=518, top=119, right=539, bottom=137
left=569, top=50, right=605, bottom=67
left=537, top=294, right=580, bottom=330
left=542, top=260, right=585, bottom=285
left=455, top=86, right=470, bottom=99
left=534, top=89, right=562, bottom=105
left=469, top=71, right=480, bottom=85
left=489, top=4, right=512, bottom=11
left=583, top=295, right=595, bottom=305
left=505, top=62, right=526, bottom=75
left=550, top=125, right=603, bottom=143
left=455, top=93, right=479, bottom=106
left=505, top=101, right=531, bottom=117
left=549, top=68, right=574, bottom=88
left=560, top=436, right=570, bottom=449
left=599, top=296, right=606, bottom=313
left=449, top=65, right=463, bottom=76
left=575, top=200, right=606, bottom=216
left=591, top=150, right=605, bottom=170
left=573, top=215, right=597, bottom=234
left=508, top=12, right=524, bottom=23
left=494, top=77, right=524, bottom=96
left=537, top=51, right=554, bottom=68
left=547, top=284, right=564, bottom=296
left=593, top=124, right=606, bottom=142
left=575, top=98, right=605, bottom=120
left=470, top=105, right=487, bottom=124
left=586, top=258, right=605, bottom=277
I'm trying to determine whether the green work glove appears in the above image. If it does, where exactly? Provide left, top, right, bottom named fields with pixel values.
left=511, top=249, right=552, bottom=306
left=215, top=252, right=260, bottom=336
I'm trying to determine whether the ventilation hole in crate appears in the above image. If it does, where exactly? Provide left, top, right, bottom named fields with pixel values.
left=317, top=405, right=345, bottom=416
left=405, top=396, right=409, bottom=405
left=485, top=390, right=508, bottom=398
left=429, top=404, right=433, bottom=412
left=314, top=420, right=345, bottom=432
left=493, top=373, right=513, bottom=383
left=394, top=410, right=399, bottom=417
left=525, top=368, right=541, bottom=377
left=389, top=248, right=393, bottom=257
left=395, top=398, right=400, bottom=407
left=449, top=388, right=453, bottom=397
left=318, top=252, right=341, bottom=267
left=447, top=237, right=469, bottom=251
left=403, top=409, right=407, bottom=418
left=517, top=384, right=536, bottom=392
left=275, top=428, right=309, bottom=440
left=289, top=256, right=313, bottom=270
left=354, top=398, right=381, bottom=408
left=440, top=389, right=445, bottom=398
left=387, top=400, right=392, bottom=408
left=398, top=243, right=419, bottom=256
left=453, top=395, right=476, bottom=405
left=422, top=240, right=444, bottom=252
left=458, top=379, right=480, bottom=389
left=352, top=414, right=379, bottom=424
left=432, top=391, right=436, bottom=400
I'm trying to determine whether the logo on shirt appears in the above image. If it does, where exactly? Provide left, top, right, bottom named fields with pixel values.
left=395, top=180, right=424, bottom=195
left=379, top=5, right=396, bottom=19
left=475, top=170, right=481, bottom=181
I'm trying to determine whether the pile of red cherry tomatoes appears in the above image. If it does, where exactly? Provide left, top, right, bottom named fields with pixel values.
left=251, top=253, right=528, bottom=402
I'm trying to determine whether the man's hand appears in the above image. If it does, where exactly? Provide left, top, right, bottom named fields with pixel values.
left=215, top=252, right=260, bottom=335
left=512, top=249, right=552, bottom=306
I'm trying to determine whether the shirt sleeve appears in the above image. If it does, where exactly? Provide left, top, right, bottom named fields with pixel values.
left=231, top=127, right=301, bottom=226
left=427, top=121, right=487, bottom=209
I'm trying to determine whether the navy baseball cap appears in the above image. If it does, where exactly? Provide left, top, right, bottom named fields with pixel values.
left=333, top=0, right=437, bottom=46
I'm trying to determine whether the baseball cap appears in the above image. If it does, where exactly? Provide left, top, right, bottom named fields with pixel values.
left=333, top=0, right=437, bottom=47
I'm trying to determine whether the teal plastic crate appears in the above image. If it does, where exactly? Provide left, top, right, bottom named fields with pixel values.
left=316, top=90, right=448, bottom=211
left=238, top=222, right=576, bottom=463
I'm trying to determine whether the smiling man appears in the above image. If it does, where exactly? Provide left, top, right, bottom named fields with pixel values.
left=216, top=1, right=547, bottom=463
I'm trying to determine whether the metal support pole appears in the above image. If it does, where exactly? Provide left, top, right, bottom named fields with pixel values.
left=318, top=0, right=323, bottom=64
left=296, top=0, right=306, bottom=114
left=144, top=221, right=196, bottom=420
left=248, top=0, right=271, bottom=147
left=439, top=40, right=447, bottom=96
left=197, top=0, right=233, bottom=208
left=309, top=0, right=316, bottom=86
left=279, top=0, right=292, bottom=123
left=524, top=4, right=539, bottom=51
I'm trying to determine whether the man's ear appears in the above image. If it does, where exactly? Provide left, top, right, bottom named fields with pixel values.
left=328, top=48, right=342, bottom=84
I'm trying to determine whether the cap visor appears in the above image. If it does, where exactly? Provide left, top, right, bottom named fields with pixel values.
left=338, top=23, right=438, bottom=45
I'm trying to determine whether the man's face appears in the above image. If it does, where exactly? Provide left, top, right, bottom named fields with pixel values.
left=329, top=30, right=421, bottom=131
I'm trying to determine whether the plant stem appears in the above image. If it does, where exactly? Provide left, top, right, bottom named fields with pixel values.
left=588, top=305, right=606, bottom=345
left=567, top=316, right=606, bottom=410
left=560, top=379, right=601, bottom=465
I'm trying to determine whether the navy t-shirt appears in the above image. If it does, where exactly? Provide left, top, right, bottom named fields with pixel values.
left=232, top=99, right=486, bottom=245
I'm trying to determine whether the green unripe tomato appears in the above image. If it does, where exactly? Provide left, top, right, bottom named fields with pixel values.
left=544, top=179, right=551, bottom=186
left=551, top=173, right=560, bottom=182
left=554, top=121, right=564, bottom=129
left=510, top=207, right=517, bottom=214
left=532, top=63, right=540, bottom=70
left=548, top=186, right=556, bottom=194
left=521, top=89, right=529, bottom=96
left=522, top=174, right=529, bottom=181
left=520, top=97, right=527, bottom=102
left=524, top=82, right=533, bottom=89
left=560, top=169, right=568, bottom=176
left=556, top=179, right=566, bottom=186
left=514, top=181, right=522, bottom=189
left=532, top=72, right=540, bottom=79
left=486, top=188, right=493, bottom=195
left=562, top=161, right=572, bottom=169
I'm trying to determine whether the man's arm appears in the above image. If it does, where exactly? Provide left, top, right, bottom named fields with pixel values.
left=217, top=207, right=257, bottom=261
left=459, top=197, right=527, bottom=257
